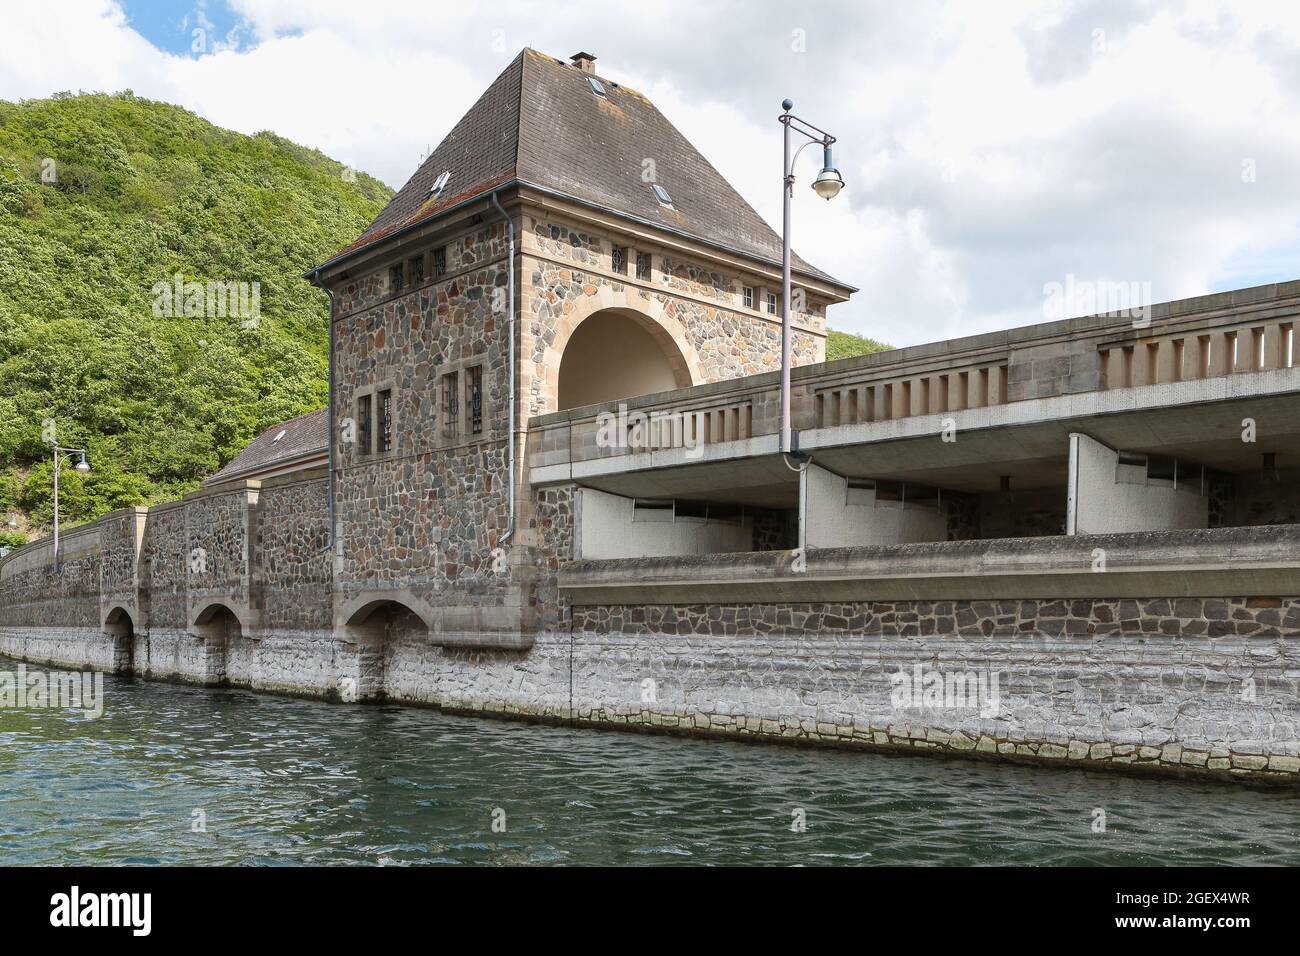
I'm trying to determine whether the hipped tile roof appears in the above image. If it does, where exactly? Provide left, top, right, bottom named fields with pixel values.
left=205, top=408, right=328, bottom=485
left=323, top=49, right=845, bottom=286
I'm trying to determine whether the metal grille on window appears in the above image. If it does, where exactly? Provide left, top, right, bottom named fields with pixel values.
left=378, top=389, right=393, bottom=452
left=442, top=371, right=459, bottom=441
left=467, top=366, right=483, bottom=435
left=408, top=255, right=424, bottom=286
left=636, top=252, right=650, bottom=281
left=611, top=246, right=626, bottom=275
left=357, top=394, right=372, bottom=455
left=389, top=265, right=403, bottom=293
left=433, top=246, right=447, bottom=279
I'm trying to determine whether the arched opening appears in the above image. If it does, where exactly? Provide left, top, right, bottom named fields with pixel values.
left=557, top=308, right=693, bottom=410
left=104, top=607, right=135, bottom=675
left=191, top=604, right=242, bottom=686
left=343, top=600, right=431, bottom=702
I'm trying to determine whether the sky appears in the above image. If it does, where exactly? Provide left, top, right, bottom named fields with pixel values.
left=5, top=0, right=1300, bottom=347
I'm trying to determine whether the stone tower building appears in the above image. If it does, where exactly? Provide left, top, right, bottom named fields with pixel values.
left=308, top=48, right=853, bottom=673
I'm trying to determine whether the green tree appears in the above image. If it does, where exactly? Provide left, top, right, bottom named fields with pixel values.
left=0, top=92, right=390, bottom=532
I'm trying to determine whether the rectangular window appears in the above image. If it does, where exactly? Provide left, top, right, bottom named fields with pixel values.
left=389, top=264, right=404, bottom=294
left=742, top=286, right=754, bottom=309
left=357, top=394, right=373, bottom=455
left=377, top=388, right=393, bottom=452
left=611, top=246, right=626, bottom=275
left=467, top=366, right=483, bottom=435
left=766, top=291, right=778, bottom=315
left=408, top=255, right=425, bottom=286
left=635, top=251, right=651, bottom=281
left=442, top=371, right=459, bottom=441
left=432, top=245, right=447, bottom=279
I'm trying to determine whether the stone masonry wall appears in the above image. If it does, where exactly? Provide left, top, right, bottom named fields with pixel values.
left=560, top=596, right=1300, bottom=782
left=520, top=210, right=825, bottom=420
left=331, top=219, right=522, bottom=631
left=253, top=472, right=331, bottom=635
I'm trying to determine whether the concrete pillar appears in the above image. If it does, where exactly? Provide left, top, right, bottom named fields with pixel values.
left=1233, top=329, right=1256, bottom=373
left=947, top=374, right=966, bottom=412
left=1067, top=433, right=1208, bottom=535
left=1155, top=339, right=1178, bottom=383
left=1180, top=336, right=1205, bottom=381
left=929, top=376, right=946, bottom=414
left=870, top=384, right=887, bottom=422
left=1208, top=332, right=1232, bottom=376
left=1104, top=348, right=1126, bottom=388
left=1132, top=343, right=1154, bottom=386
left=799, top=463, right=947, bottom=549
left=891, top=381, right=909, bottom=419
left=909, top=377, right=928, bottom=416
left=987, top=365, right=1005, bottom=404
left=1262, top=323, right=1284, bottom=371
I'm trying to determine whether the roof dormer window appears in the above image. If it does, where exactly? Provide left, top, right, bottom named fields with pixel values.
left=651, top=184, right=673, bottom=208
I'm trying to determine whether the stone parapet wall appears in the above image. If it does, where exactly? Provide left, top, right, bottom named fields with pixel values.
left=254, top=472, right=332, bottom=633
left=0, top=518, right=110, bottom=629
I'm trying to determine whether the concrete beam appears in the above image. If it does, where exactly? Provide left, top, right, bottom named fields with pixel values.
left=1067, top=433, right=1207, bottom=535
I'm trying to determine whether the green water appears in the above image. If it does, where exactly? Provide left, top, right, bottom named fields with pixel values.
left=1, top=659, right=1297, bottom=865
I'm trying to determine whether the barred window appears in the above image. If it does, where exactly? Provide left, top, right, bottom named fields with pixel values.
left=467, top=366, right=483, bottom=435
left=442, top=371, right=459, bottom=441
left=408, top=255, right=425, bottom=286
left=635, top=251, right=651, bottom=281
left=357, top=394, right=372, bottom=455
left=742, top=286, right=754, bottom=309
left=611, top=246, right=626, bottom=275
left=389, top=264, right=404, bottom=293
left=432, top=246, right=447, bottom=279
left=378, top=389, right=393, bottom=452
left=767, top=291, right=778, bottom=315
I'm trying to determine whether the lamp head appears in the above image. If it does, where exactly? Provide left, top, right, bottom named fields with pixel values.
left=812, top=144, right=845, bottom=200
left=74, top=454, right=90, bottom=474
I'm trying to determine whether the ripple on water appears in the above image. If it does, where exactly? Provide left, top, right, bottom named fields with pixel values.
left=2, top=659, right=1299, bottom=865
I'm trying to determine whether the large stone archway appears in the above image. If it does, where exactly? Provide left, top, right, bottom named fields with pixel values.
left=337, top=592, right=438, bottom=703
left=189, top=603, right=244, bottom=686
left=102, top=606, right=135, bottom=675
left=532, top=287, right=703, bottom=415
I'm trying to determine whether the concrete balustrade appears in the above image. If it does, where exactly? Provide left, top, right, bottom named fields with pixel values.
left=1100, top=316, right=1295, bottom=389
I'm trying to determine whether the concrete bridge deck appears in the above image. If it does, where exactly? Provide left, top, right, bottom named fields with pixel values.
left=529, top=281, right=1300, bottom=558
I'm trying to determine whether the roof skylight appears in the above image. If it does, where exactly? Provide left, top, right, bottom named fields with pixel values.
left=586, top=77, right=607, bottom=97
left=429, top=170, right=451, bottom=198
left=651, top=184, right=673, bottom=208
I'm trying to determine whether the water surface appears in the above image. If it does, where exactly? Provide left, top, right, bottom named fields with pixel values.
left=1, top=659, right=1296, bottom=865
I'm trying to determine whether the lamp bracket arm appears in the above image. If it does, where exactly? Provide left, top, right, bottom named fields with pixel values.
left=779, top=112, right=836, bottom=146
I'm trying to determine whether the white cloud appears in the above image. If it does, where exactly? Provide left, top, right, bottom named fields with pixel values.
left=4, top=0, right=1300, bottom=346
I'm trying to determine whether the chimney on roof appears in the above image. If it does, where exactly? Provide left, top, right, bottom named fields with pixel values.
left=570, top=51, right=597, bottom=74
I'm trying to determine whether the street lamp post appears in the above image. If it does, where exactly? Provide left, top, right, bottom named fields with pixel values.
left=779, top=99, right=845, bottom=454
left=51, top=442, right=90, bottom=572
